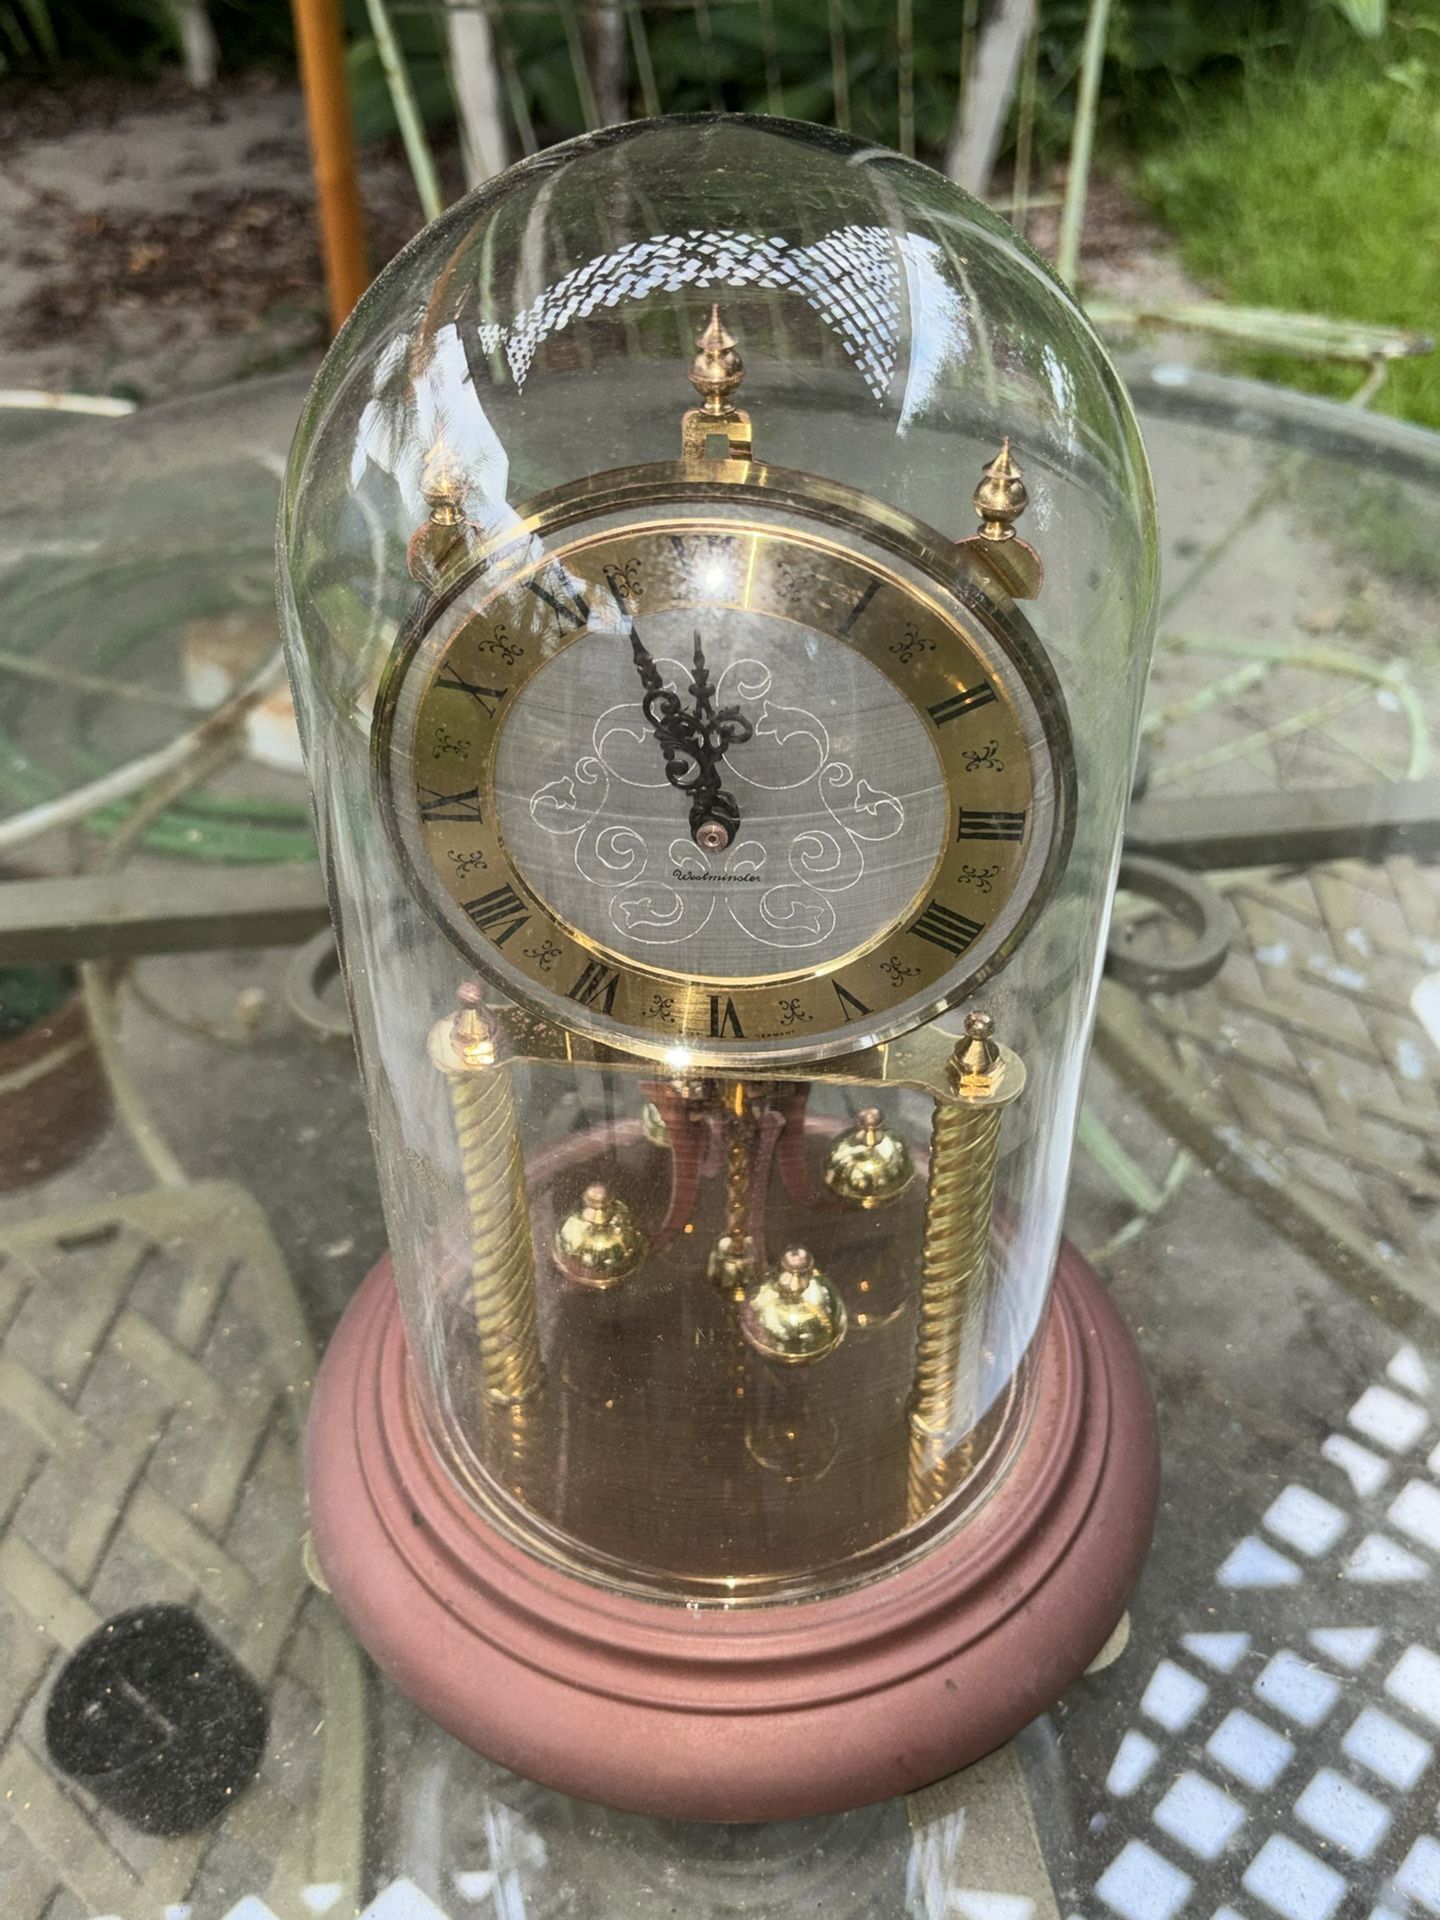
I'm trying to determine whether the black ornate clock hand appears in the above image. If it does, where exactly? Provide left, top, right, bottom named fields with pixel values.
left=627, top=627, right=753, bottom=850
left=626, top=626, right=701, bottom=801
left=683, top=629, right=754, bottom=848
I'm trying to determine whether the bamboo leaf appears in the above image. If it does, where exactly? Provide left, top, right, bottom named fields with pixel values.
left=1331, top=0, right=1387, bottom=37
left=11, top=0, right=59, bottom=62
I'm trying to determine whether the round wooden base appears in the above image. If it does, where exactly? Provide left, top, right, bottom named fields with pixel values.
left=306, top=1244, right=1158, bottom=1821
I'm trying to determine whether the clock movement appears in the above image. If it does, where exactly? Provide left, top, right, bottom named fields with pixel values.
left=280, top=114, right=1161, bottom=1819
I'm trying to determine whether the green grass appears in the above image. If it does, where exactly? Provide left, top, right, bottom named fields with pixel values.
left=1139, top=27, right=1440, bottom=427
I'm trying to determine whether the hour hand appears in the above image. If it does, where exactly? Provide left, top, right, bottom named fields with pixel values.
left=682, top=630, right=752, bottom=850
left=627, top=628, right=751, bottom=851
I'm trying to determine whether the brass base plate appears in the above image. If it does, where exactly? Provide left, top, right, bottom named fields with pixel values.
left=433, top=1116, right=1024, bottom=1601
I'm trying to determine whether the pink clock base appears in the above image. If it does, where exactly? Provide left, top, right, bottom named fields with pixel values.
left=306, top=1244, right=1158, bottom=1821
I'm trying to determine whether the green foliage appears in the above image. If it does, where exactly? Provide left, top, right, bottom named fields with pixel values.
left=0, top=0, right=292, bottom=77
left=1028, top=0, right=1391, bottom=158
left=482, top=0, right=1406, bottom=169
left=494, top=0, right=1391, bottom=162
left=0, top=0, right=1398, bottom=171
left=0, top=964, right=74, bottom=1039
left=342, top=0, right=451, bottom=142
left=1333, top=0, right=1388, bottom=32
left=2, top=0, right=59, bottom=68
left=1, top=0, right=175, bottom=75
left=1140, top=8, right=1440, bottom=426
left=635, top=0, right=964, bottom=155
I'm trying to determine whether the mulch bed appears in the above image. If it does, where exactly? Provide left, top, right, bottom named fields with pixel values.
left=5, top=73, right=460, bottom=359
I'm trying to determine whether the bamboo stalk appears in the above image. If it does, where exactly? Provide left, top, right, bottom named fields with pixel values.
left=897, top=0, right=915, bottom=157
left=828, top=0, right=850, bottom=132
left=446, top=0, right=510, bottom=186
left=1055, top=0, right=1111, bottom=287
left=693, top=0, right=723, bottom=111
left=623, top=0, right=662, bottom=118
left=759, top=0, right=783, bottom=116
left=0, top=389, right=137, bottom=417
left=0, top=648, right=197, bottom=713
left=1009, top=15, right=1039, bottom=235
left=494, top=19, right=539, bottom=156
left=364, top=0, right=445, bottom=221
left=559, top=0, right=602, bottom=129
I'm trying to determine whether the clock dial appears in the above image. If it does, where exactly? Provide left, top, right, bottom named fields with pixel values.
left=378, top=486, right=1072, bottom=1065
left=494, top=594, right=950, bottom=982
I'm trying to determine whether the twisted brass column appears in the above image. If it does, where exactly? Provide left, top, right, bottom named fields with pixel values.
left=707, top=1080, right=758, bottom=1301
left=428, top=984, right=543, bottom=1410
left=907, top=1012, right=1026, bottom=1522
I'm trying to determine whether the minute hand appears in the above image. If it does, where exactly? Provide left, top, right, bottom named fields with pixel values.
left=628, top=628, right=752, bottom=850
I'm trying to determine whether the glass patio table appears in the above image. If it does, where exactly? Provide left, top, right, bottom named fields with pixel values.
left=0, top=361, right=1438, bottom=1919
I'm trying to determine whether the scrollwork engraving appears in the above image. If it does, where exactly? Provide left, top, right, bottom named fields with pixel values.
left=525, top=657, right=907, bottom=954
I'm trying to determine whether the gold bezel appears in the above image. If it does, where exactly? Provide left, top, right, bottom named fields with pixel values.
left=374, top=457, right=1076, bottom=1069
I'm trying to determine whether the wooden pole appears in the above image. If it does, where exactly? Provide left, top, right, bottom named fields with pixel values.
left=292, top=0, right=369, bottom=332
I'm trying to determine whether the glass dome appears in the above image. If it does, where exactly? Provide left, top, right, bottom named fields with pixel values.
left=281, top=115, right=1157, bottom=1607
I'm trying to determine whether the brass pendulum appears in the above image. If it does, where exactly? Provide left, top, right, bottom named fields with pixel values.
left=428, top=984, right=543, bottom=1475
left=739, top=1247, right=847, bottom=1365
left=743, top=1252, right=844, bottom=1481
left=906, top=1011, right=1026, bottom=1523
left=823, top=1105, right=916, bottom=1209
left=552, top=1181, right=649, bottom=1290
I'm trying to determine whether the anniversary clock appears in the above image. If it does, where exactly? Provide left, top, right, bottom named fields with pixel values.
left=281, top=115, right=1160, bottom=1819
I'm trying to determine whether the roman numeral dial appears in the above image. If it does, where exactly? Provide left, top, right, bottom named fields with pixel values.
left=710, top=995, right=744, bottom=1039
left=526, top=574, right=590, bottom=632
left=463, top=884, right=528, bottom=946
left=418, top=785, right=483, bottom=823
left=385, top=506, right=1070, bottom=1064
left=436, top=669, right=507, bottom=717
left=912, top=901, right=985, bottom=956
left=568, top=961, right=621, bottom=1013
left=958, top=808, right=1026, bottom=843
left=928, top=683, right=996, bottom=727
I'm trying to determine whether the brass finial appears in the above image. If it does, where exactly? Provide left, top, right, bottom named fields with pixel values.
left=740, top=1247, right=847, bottom=1365
left=823, top=1105, right=916, bottom=1210
left=973, top=440, right=1028, bottom=542
left=689, top=305, right=745, bottom=415
left=428, top=980, right=501, bottom=1073
left=453, top=979, right=499, bottom=1066
left=410, top=438, right=482, bottom=588
left=552, top=1181, right=650, bottom=1289
left=421, top=436, right=467, bottom=527
left=948, top=1010, right=1005, bottom=1096
left=681, top=307, right=752, bottom=467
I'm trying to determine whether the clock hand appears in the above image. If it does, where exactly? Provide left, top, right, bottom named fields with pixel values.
left=626, top=627, right=752, bottom=851
left=628, top=626, right=692, bottom=789
left=684, top=630, right=753, bottom=850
